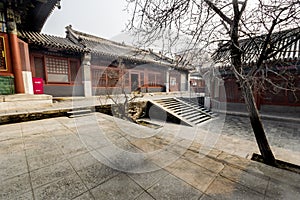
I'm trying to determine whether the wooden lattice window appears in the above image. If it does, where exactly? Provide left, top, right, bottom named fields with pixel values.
left=148, top=72, right=162, bottom=86
left=92, top=68, right=105, bottom=87
left=92, top=67, right=120, bottom=87
left=0, top=11, right=6, bottom=32
left=46, top=57, right=69, bottom=82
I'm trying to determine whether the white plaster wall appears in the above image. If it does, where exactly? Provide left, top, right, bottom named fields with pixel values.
left=22, top=71, right=34, bottom=94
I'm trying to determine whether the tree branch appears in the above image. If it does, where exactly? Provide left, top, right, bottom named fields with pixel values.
left=203, top=0, right=233, bottom=25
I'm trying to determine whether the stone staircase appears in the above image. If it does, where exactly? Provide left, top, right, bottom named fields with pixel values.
left=177, top=97, right=216, bottom=117
left=149, top=97, right=214, bottom=126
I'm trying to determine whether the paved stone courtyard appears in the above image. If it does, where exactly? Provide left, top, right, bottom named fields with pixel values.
left=0, top=112, right=300, bottom=199
left=208, top=115, right=300, bottom=152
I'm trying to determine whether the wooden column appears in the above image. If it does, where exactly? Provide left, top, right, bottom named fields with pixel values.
left=7, top=21, right=25, bottom=93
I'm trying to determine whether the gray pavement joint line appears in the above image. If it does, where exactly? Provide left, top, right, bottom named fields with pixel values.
left=263, top=177, right=272, bottom=199
left=213, top=155, right=274, bottom=183
left=185, top=147, right=270, bottom=182
left=218, top=168, right=267, bottom=196
left=201, top=172, right=219, bottom=195
left=72, top=191, right=95, bottom=200
left=123, top=174, right=146, bottom=199
left=186, top=148, right=225, bottom=168
left=134, top=189, right=156, bottom=200
left=181, top=155, right=225, bottom=175
left=20, top=124, right=36, bottom=200
left=86, top=172, right=121, bottom=195
left=54, top=117, right=78, bottom=133
left=66, top=159, right=96, bottom=200
left=127, top=169, right=165, bottom=192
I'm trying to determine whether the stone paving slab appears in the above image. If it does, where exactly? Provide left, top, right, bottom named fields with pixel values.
left=147, top=174, right=203, bottom=200
left=90, top=173, right=144, bottom=200
left=0, top=113, right=300, bottom=199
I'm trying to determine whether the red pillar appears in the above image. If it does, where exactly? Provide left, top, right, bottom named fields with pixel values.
left=9, top=30, right=25, bottom=93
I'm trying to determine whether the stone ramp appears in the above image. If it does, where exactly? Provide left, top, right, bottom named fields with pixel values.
left=149, top=97, right=213, bottom=126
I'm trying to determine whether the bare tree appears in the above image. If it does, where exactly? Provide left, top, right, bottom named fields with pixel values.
left=126, top=0, right=300, bottom=166
left=98, top=60, right=144, bottom=123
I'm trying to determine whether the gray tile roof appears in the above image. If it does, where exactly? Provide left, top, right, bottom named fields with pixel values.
left=18, top=30, right=86, bottom=53
left=213, top=28, right=300, bottom=65
left=65, top=25, right=175, bottom=67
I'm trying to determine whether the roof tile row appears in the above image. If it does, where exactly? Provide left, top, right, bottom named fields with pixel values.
left=18, top=26, right=177, bottom=68
left=213, top=28, right=300, bottom=65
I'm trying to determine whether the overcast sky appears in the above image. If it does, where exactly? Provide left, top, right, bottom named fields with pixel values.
left=42, top=0, right=130, bottom=40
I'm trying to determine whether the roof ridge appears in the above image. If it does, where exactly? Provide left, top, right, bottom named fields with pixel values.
left=65, top=25, right=137, bottom=50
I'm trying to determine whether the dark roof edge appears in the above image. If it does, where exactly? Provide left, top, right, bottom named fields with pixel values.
left=65, top=25, right=137, bottom=50
left=32, top=0, right=61, bottom=32
left=18, top=30, right=87, bottom=53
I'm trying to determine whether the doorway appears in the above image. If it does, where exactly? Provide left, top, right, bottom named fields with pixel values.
left=131, top=73, right=139, bottom=91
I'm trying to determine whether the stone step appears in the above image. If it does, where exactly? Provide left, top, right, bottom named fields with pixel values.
left=3, top=94, right=52, bottom=102
left=194, top=116, right=211, bottom=124
left=189, top=114, right=209, bottom=122
left=167, top=104, right=187, bottom=110
left=67, top=109, right=93, bottom=118
left=160, top=101, right=181, bottom=106
left=174, top=108, right=197, bottom=115
left=179, top=109, right=201, bottom=117
left=0, top=94, right=53, bottom=111
left=178, top=97, right=217, bottom=117
left=185, top=112, right=206, bottom=120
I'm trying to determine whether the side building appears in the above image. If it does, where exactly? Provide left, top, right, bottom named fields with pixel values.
left=18, top=25, right=188, bottom=97
left=211, top=28, right=300, bottom=113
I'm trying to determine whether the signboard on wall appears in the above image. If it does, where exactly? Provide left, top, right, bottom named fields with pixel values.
left=0, top=36, right=7, bottom=71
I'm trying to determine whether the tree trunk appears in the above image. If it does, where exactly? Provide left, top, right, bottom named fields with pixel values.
left=242, top=82, right=277, bottom=166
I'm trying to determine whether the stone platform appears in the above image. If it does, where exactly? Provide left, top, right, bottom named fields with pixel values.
left=0, top=94, right=52, bottom=111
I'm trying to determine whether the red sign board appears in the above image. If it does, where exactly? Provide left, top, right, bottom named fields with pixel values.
left=32, top=77, right=44, bottom=94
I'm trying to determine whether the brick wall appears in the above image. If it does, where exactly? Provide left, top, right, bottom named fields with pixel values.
left=0, top=76, right=15, bottom=95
